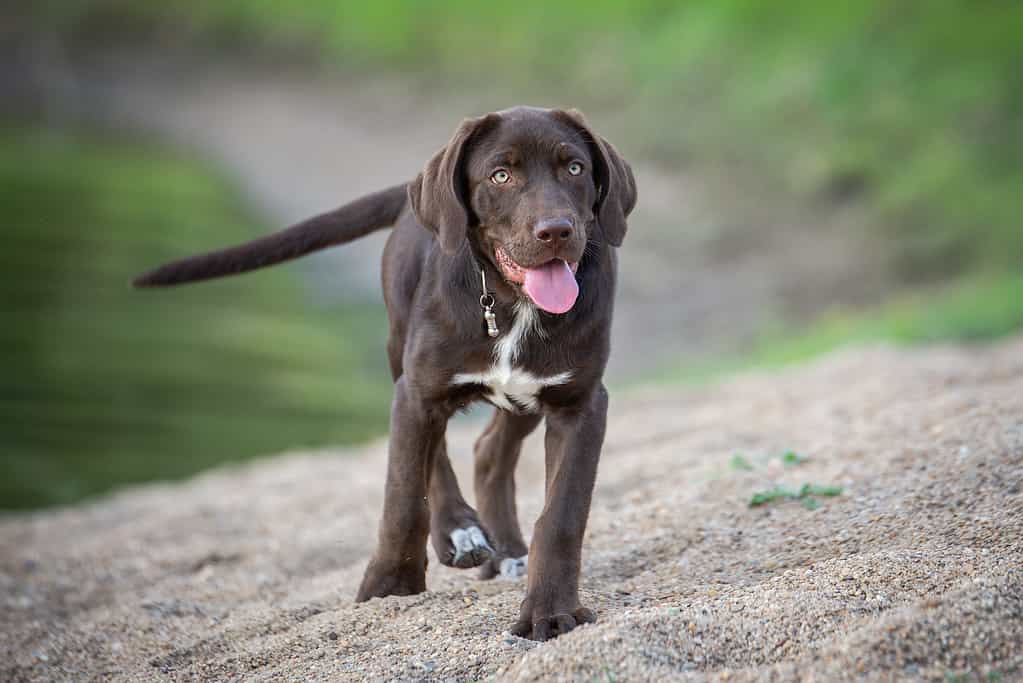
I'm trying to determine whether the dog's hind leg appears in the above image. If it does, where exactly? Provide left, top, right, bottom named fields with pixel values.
left=473, top=410, right=542, bottom=580
left=428, top=440, right=496, bottom=569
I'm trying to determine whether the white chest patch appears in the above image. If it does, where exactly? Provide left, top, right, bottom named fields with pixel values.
left=451, top=301, right=572, bottom=412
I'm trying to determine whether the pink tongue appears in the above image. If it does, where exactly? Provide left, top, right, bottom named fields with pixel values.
left=522, top=260, right=579, bottom=314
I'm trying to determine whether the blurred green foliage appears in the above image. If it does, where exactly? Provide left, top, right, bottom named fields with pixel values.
left=11, top=2, right=1023, bottom=508
left=32, top=0, right=1023, bottom=278
left=0, top=127, right=391, bottom=509
left=666, top=272, right=1023, bottom=385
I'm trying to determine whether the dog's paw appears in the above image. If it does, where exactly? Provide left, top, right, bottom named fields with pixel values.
left=355, top=557, right=427, bottom=602
left=478, top=552, right=528, bottom=580
left=443, top=525, right=494, bottom=569
left=510, top=606, right=596, bottom=642
left=499, top=554, right=528, bottom=579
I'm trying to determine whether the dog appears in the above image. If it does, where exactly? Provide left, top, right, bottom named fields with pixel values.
left=135, top=106, right=636, bottom=641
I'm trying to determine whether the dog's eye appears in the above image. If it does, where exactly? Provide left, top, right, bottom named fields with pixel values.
left=567, top=161, right=584, bottom=176
left=490, top=169, right=511, bottom=184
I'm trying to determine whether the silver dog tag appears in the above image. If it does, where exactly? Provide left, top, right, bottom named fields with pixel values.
left=480, top=268, right=499, bottom=338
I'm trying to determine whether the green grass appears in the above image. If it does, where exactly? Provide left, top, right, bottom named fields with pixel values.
left=668, top=272, right=1023, bottom=385
left=0, top=126, right=391, bottom=510
left=730, top=454, right=754, bottom=471
left=749, top=484, right=843, bottom=510
left=781, top=451, right=808, bottom=468
left=31, top=1, right=1023, bottom=280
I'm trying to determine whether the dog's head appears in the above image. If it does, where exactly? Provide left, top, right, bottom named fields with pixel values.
left=409, top=107, right=636, bottom=314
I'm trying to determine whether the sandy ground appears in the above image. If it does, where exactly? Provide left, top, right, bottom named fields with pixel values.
left=2, top=336, right=1021, bottom=682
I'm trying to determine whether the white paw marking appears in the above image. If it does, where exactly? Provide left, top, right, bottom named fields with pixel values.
left=449, top=526, right=493, bottom=563
left=451, top=301, right=571, bottom=412
left=499, top=554, right=528, bottom=579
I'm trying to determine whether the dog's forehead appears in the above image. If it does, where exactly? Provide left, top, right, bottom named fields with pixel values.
left=472, top=109, right=589, bottom=164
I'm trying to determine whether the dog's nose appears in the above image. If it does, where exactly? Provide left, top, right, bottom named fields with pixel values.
left=533, top=217, right=575, bottom=243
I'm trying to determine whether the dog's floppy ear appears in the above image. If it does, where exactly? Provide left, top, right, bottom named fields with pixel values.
left=554, top=109, right=637, bottom=247
left=409, top=114, right=499, bottom=254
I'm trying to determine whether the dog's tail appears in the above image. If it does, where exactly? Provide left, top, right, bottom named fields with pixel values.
left=133, top=183, right=408, bottom=287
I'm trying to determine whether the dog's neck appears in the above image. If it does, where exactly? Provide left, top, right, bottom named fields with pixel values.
left=465, top=239, right=518, bottom=305
left=452, top=234, right=612, bottom=350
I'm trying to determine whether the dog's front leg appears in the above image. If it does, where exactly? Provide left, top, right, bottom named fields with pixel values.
left=511, top=384, right=608, bottom=640
left=356, top=377, right=445, bottom=601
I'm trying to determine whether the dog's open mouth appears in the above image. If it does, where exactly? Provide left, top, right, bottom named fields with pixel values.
left=495, top=247, right=579, bottom=314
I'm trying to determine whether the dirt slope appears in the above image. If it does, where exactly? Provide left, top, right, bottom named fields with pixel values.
left=2, top=337, right=1022, bottom=682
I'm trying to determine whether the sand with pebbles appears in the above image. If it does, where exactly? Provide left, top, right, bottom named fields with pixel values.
left=2, top=337, right=1022, bottom=681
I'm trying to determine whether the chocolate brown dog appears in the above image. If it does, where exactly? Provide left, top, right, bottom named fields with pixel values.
left=135, top=106, right=636, bottom=641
